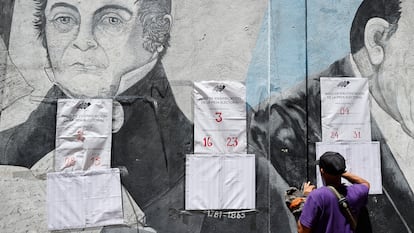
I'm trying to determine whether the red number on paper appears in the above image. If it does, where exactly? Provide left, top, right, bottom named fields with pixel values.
left=339, top=107, right=349, bottom=115
left=76, top=129, right=85, bottom=142
left=64, top=156, right=76, bottom=167
left=203, top=137, right=213, bottom=147
left=90, top=155, right=101, bottom=166
left=215, top=112, right=223, bottom=123
left=330, top=131, right=339, bottom=139
left=226, top=137, right=238, bottom=147
left=353, top=131, right=361, bottom=139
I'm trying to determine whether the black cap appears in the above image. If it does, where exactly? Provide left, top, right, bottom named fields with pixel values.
left=317, top=151, right=346, bottom=175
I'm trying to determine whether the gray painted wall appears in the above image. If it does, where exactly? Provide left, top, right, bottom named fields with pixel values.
left=1, top=0, right=414, bottom=232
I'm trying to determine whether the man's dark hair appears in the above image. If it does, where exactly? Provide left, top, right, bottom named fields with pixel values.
left=350, top=0, right=401, bottom=54
left=33, top=0, right=171, bottom=56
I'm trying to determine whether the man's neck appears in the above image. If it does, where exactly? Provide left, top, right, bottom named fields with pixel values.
left=326, top=181, right=341, bottom=188
left=323, top=176, right=342, bottom=188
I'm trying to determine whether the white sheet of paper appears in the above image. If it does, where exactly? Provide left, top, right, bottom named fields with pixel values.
left=55, top=99, right=113, bottom=171
left=47, top=168, right=123, bottom=230
left=185, top=155, right=221, bottom=209
left=315, top=142, right=382, bottom=194
left=222, top=155, right=256, bottom=209
left=320, top=77, right=371, bottom=142
left=193, top=81, right=247, bottom=154
left=185, top=154, right=255, bottom=210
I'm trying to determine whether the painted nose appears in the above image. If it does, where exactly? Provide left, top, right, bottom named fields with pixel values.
left=73, top=38, right=98, bottom=51
left=72, top=26, right=98, bottom=51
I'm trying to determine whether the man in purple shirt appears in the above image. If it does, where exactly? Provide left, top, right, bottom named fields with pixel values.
left=298, top=151, right=370, bottom=233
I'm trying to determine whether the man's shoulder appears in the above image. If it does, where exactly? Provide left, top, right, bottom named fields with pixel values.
left=347, top=183, right=370, bottom=197
left=317, top=56, right=355, bottom=78
left=309, top=186, right=333, bottom=198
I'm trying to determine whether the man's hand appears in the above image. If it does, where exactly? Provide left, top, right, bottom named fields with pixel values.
left=303, top=181, right=316, bottom=196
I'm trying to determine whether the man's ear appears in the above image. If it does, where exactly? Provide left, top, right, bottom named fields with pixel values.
left=163, top=14, right=172, bottom=32
left=364, top=17, right=390, bottom=65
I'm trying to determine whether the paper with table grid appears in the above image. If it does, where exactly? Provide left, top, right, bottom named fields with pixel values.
left=315, top=142, right=382, bottom=194
left=185, top=154, right=255, bottom=210
left=47, top=168, right=123, bottom=230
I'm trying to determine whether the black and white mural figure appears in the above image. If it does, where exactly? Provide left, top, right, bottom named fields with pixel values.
left=37, top=0, right=170, bottom=98
left=0, top=0, right=295, bottom=232
left=251, top=0, right=414, bottom=232
left=1, top=0, right=192, bottom=231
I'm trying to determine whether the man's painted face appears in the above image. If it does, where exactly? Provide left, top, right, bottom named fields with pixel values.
left=45, top=0, right=154, bottom=97
left=376, top=1, right=414, bottom=136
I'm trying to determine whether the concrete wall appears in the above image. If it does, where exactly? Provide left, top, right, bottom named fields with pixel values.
left=1, top=0, right=414, bottom=232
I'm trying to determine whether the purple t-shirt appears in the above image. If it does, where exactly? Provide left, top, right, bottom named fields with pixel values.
left=299, top=184, right=369, bottom=233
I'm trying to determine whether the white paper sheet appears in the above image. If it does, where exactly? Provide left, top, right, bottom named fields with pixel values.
left=185, top=154, right=255, bottom=210
left=222, top=155, right=256, bottom=209
left=47, top=168, right=123, bottom=230
left=320, top=77, right=371, bottom=142
left=185, top=155, right=221, bottom=209
left=55, top=99, right=113, bottom=171
left=315, top=142, right=382, bottom=194
left=193, top=81, right=247, bottom=154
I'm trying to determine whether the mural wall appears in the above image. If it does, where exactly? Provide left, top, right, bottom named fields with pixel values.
left=1, top=0, right=414, bottom=233
left=249, top=0, right=414, bottom=232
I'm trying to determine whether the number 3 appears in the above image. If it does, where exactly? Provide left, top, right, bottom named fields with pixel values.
left=215, top=112, right=223, bottom=123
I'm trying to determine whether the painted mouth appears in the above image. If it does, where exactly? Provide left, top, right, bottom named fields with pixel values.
left=70, top=62, right=106, bottom=71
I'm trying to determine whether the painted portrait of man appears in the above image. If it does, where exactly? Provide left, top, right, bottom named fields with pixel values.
left=36, top=0, right=171, bottom=98
left=0, top=0, right=294, bottom=233
left=1, top=0, right=194, bottom=232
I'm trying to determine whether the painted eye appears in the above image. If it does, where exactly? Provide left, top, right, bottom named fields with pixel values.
left=52, top=15, right=77, bottom=33
left=107, top=17, right=122, bottom=25
left=56, top=16, right=72, bottom=24
left=97, top=14, right=126, bottom=34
